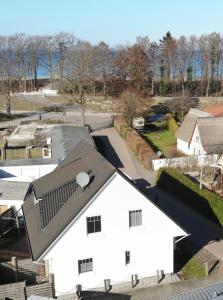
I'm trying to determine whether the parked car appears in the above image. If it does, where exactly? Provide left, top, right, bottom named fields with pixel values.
left=132, top=117, right=145, bottom=130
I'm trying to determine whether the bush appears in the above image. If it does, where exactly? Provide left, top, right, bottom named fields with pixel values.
left=157, top=168, right=223, bottom=226
left=114, top=115, right=157, bottom=169
left=166, top=113, right=179, bottom=133
left=138, top=143, right=152, bottom=159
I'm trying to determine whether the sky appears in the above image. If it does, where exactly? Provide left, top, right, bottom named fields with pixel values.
left=0, top=0, right=223, bottom=46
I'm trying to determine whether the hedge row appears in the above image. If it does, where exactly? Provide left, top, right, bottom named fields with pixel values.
left=114, top=115, right=157, bottom=169
left=166, top=113, right=179, bottom=134
left=157, top=168, right=223, bottom=226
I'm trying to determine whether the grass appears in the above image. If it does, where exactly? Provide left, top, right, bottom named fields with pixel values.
left=157, top=168, right=223, bottom=226
left=143, top=129, right=176, bottom=157
left=1, top=95, right=44, bottom=111
left=182, top=256, right=206, bottom=280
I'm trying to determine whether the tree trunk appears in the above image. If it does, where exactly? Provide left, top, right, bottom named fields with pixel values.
left=80, top=103, right=85, bottom=127
left=151, top=77, right=154, bottom=95
left=103, top=79, right=107, bottom=99
left=206, top=78, right=210, bottom=97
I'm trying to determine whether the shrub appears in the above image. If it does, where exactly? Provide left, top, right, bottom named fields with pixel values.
left=138, top=143, right=152, bottom=159
left=157, top=168, right=223, bottom=226
left=166, top=113, right=179, bottom=133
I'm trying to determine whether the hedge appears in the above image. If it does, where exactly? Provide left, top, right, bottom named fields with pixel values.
left=157, top=168, right=223, bottom=226
left=166, top=113, right=179, bottom=134
left=114, top=115, right=157, bottom=169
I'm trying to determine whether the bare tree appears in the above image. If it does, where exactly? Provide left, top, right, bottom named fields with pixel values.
left=26, top=36, right=43, bottom=91
left=97, top=41, right=110, bottom=99
left=65, top=40, right=93, bottom=126
left=119, top=90, right=138, bottom=127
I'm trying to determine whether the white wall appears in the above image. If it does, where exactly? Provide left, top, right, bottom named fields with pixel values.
left=177, top=138, right=191, bottom=155
left=189, top=125, right=206, bottom=155
left=177, top=125, right=206, bottom=156
left=152, top=154, right=219, bottom=171
left=43, top=173, right=186, bottom=295
left=0, top=164, right=57, bottom=180
left=0, top=200, right=23, bottom=213
left=0, top=164, right=57, bottom=213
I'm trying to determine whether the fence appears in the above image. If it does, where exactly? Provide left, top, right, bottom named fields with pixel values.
left=0, top=257, right=54, bottom=299
left=0, top=281, right=53, bottom=300
left=0, top=206, right=17, bottom=237
left=152, top=154, right=219, bottom=171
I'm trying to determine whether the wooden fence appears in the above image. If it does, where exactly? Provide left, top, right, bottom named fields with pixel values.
left=0, top=257, right=54, bottom=299
left=0, top=281, right=53, bottom=300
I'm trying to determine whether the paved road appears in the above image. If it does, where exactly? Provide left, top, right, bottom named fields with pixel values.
left=0, top=110, right=113, bottom=131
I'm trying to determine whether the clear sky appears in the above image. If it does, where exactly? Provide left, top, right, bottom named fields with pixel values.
left=0, top=0, right=222, bottom=46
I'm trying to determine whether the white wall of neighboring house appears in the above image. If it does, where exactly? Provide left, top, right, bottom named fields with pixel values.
left=0, top=164, right=57, bottom=180
left=177, top=138, right=191, bottom=155
left=177, top=126, right=206, bottom=156
left=43, top=173, right=186, bottom=296
left=189, top=125, right=206, bottom=155
left=0, top=200, right=23, bottom=213
left=0, top=164, right=57, bottom=213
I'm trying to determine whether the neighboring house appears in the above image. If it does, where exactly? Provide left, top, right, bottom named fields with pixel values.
left=0, top=125, right=95, bottom=212
left=0, top=180, right=30, bottom=213
left=175, top=109, right=217, bottom=155
left=204, top=104, right=223, bottom=117
left=23, top=140, right=187, bottom=296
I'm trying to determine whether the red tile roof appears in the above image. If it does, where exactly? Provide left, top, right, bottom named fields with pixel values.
left=204, top=104, right=223, bottom=116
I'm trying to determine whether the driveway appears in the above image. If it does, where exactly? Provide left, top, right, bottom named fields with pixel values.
left=92, top=127, right=156, bottom=185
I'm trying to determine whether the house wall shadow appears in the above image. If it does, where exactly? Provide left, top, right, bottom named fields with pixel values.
left=144, top=185, right=223, bottom=273
left=93, top=136, right=124, bottom=168
left=157, top=172, right=222, bottom=227
left=81, top=290, right=131, bottom=300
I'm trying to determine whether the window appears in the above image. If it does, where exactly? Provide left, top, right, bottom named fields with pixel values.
left=78, top=258, right=93, bottom=273
left=129, top=210, right=142, bottom=227
left=195, top=136, right=199, bottom=142
left=87, top=216, right=101, bottom=234
left=125, top=251, right=130, bottom=265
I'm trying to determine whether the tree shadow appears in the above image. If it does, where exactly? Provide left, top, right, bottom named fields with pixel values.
left=93, top=136, right=124, bottom=168
left=151, top=103, right=170, bottom=115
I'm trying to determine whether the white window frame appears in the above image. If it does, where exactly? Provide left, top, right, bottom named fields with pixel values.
left=129, top=210, right=142, bottom=227
left=78, top=258, right=93, bottom=274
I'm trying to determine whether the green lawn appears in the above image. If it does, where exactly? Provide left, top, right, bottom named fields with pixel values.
left=143, top=129, right=176, bottom=157
left=182, top=256, right=206, bottom=280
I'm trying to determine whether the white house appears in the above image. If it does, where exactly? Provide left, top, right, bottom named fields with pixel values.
left=175, top=109, right=223, bottom=155
left=23, top=140, right=187, bottom=296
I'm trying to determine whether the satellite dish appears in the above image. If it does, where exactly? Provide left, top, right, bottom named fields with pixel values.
left=157, top=151, right=162, bottom=157
left=76, top=172, right=90, bottom=188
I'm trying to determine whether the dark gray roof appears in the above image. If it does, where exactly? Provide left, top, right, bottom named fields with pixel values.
left=50, top=125, right=96, bottom=161
left=0, top=180, right=30, bottom=200
left=22, top=139, right=115, bottom=261
left=164, top=281, right=223, bottom=300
